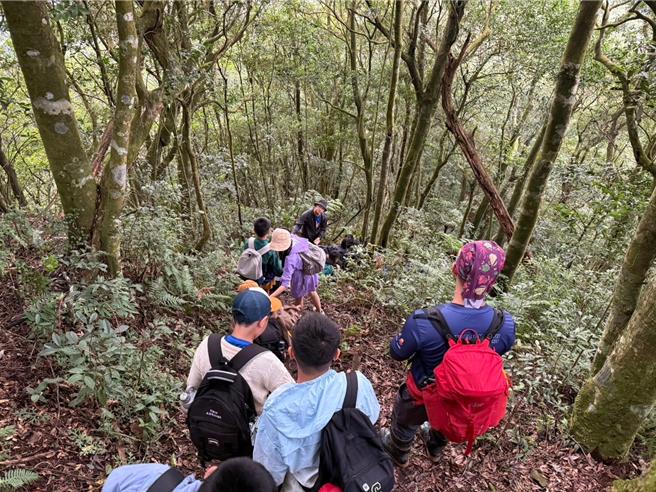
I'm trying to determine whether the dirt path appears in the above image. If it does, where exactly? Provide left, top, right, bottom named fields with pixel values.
left=0, top=283, right=638, bottom=491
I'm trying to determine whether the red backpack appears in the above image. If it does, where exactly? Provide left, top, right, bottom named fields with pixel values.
left=410, top=308, right=511, bottom=455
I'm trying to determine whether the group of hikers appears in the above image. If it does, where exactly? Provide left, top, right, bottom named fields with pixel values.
left=102, top=201, right=517, bottom=492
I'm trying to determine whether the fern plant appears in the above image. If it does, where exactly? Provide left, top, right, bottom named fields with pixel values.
left=0, top=469, right=39, bottom=490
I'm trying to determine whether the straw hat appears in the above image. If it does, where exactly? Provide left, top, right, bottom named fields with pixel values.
left=269, top=228, right=292, bottom=251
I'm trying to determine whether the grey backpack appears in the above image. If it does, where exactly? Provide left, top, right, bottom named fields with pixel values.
left=237, top=238, right=271, bottom=280
left=300, top=242, right=326, bottom=275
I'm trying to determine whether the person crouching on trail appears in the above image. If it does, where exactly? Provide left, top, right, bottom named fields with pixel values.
left=380, top=240, right=516, bottom=465
left=269, top=228, right=324, bottom=314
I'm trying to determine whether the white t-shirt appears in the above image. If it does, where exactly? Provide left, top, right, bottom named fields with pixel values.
left=186, top=336, right=294, bottom=415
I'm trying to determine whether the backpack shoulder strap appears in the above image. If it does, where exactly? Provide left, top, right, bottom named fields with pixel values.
left=343, top=371, right=358, bottom=409
left=248, top=237, right=255, bottom=250
left=257, top=243, right=271, bottom=255
left=423, top=307, right=456, bottom=342
left=228, top=343, right=268, bottom=372
left=485, top=308, right=505, bottom=341
left=146, top=467, right=185, bottom=492
left=207, top=333, right=224, bottom=368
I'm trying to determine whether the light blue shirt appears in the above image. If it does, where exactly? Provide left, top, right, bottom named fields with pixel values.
left=253, top=370, right=380, bottom=488
left=102, top=464, right=202, bottom=492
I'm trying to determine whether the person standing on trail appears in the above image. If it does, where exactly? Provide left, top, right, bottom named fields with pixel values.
left=185, top=287, right=293, bottom=415
left=240, top=217, right=283, bottom=291
left=380, top=240, right=516, bottom=466
left=293, top=199, right=328, bottom=245
left=269, top=228, right=324, bottom=314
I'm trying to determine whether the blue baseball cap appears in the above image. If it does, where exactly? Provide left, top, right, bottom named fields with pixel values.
left=232, top=288, right=271, bottom=325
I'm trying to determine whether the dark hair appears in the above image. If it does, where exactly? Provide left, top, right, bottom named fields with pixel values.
left=253, top=217, right=271, bottom=238
left=292, top=312, right=341, bottom=373
left=200, top=457, right=276, bottom=492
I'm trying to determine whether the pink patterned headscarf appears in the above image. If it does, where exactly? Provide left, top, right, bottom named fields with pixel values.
left=454, top=240, right=506, bottom=309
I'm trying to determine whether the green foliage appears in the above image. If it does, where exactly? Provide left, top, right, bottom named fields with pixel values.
left=68, top=428, right=107, bottom=457
left=0, top=469, right=39, bottom=491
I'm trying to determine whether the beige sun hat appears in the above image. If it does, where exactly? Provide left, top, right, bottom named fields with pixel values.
left=269, top=228, right=292, bottom=251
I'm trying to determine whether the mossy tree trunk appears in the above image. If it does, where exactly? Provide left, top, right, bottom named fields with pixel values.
left=501, top=0, right=601, bottom=286
left=570, top=274, right=656, bottom=460
left=2, top=0, right=97, bottom=245
left=493, top=122, right=547, bottom=245
left=613, top=461, right=656, bottom=492
left=591, top=185, right=656, bottom=372
left=370, top=0, right=403, bottom=244
left=94, top=1, right=139, bottom=275
left=377, top=0, right=466, bottom=248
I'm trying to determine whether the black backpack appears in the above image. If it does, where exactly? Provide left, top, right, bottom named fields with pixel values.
left=254, top=318, right=289, bottom=363
left=186, top=334, right=266, bottom=465
left=312, top=372, right=395, bottom=492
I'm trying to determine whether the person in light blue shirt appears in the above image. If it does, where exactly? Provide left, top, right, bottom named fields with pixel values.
left=101, top=457, right=276, bottom=492
left=253, top=312, right=380, bottom=491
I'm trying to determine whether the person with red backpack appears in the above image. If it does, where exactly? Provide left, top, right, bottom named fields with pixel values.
left=380, top=240, right=516, bottom=466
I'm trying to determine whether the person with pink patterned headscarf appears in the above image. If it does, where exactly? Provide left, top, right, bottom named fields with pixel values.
left=380, top=240, right=517, bottom=467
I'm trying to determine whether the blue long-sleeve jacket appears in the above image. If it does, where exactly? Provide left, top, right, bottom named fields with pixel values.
left=390, top=303, right=516, bottom=387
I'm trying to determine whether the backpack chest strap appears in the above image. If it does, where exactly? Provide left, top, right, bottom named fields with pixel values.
left=207, top=334, right=267, bottom=370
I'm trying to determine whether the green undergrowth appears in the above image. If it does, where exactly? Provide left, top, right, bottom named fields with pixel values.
left=2, top=206, right=654, bottom=467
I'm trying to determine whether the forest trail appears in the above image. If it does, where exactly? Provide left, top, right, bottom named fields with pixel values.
left=0, top=274, right=636, bottom=492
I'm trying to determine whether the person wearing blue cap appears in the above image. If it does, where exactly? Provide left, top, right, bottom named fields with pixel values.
left=186, top=287, right=294, bottom=414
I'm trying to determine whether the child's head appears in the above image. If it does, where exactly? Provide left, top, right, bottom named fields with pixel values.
left=253, top=217, right=272, bottom=239
left=291, top=312, right=341, bottom=375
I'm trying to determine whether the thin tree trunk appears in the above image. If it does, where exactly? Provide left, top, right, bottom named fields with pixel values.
left=502, top=0, right=601, bottom=286
left=347, top=4, right=374, bottom=242
left=95, top=1, right=139, bottom=275
left=220, top=71, right=243, bottom=228
left=371, top=0, right=403, bottom=244
left=378, top=0, right=466, bottom=247
left=417, top=139, right=456, bottom=210
left=180, top=99, right=212, bottom=251
left=570, top=273, right=656, bottom=460
left=458, top=180, right=476, bottom=238
left=3, top=0, right=97, bottom=245
left=591, top=184, right=656, bottom=372
left=0, top=136, right=27, bottom=207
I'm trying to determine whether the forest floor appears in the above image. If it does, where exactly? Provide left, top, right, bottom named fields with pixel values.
left=0, top=269, right=643, bottom=491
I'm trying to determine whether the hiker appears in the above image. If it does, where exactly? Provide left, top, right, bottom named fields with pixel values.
left=237, top=280, right=302, bottom=362
left=293, top=199, right=328, bottom=245
left=101, top=456, right=277, bottom=492
left=380, top=240, right=516, bottom=465
left=185, top=287, right=294, bottom=415
left=237, top=217, right=283, bottom=291
left=253, top=313, right=381, bottom=491
left=269, top=228, right=324, bottom=314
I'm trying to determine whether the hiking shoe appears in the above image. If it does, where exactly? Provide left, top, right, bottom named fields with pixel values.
left=380, top=428, right=410, bottom=468
left=419, top=423, right=446, bottom=462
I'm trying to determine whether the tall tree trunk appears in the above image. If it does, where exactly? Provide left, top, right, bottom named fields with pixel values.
left=371, top=1, right=403, bottom=243
left=591, top=185, right=656, bottom=372
left=180, top=98, right=212, bottom=251
left=570, top=272, right=656, bottom=460
left=0, top=136, right=27, bottom=207
left=3, top=0, right=97, bottom=245
left=378, top=0, right=465, bottom=248
left=347, top=4, right=374, bottom=242
left=501, top=0, right=601, bottom=286
left=95, top=1, right=139, bottom=275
